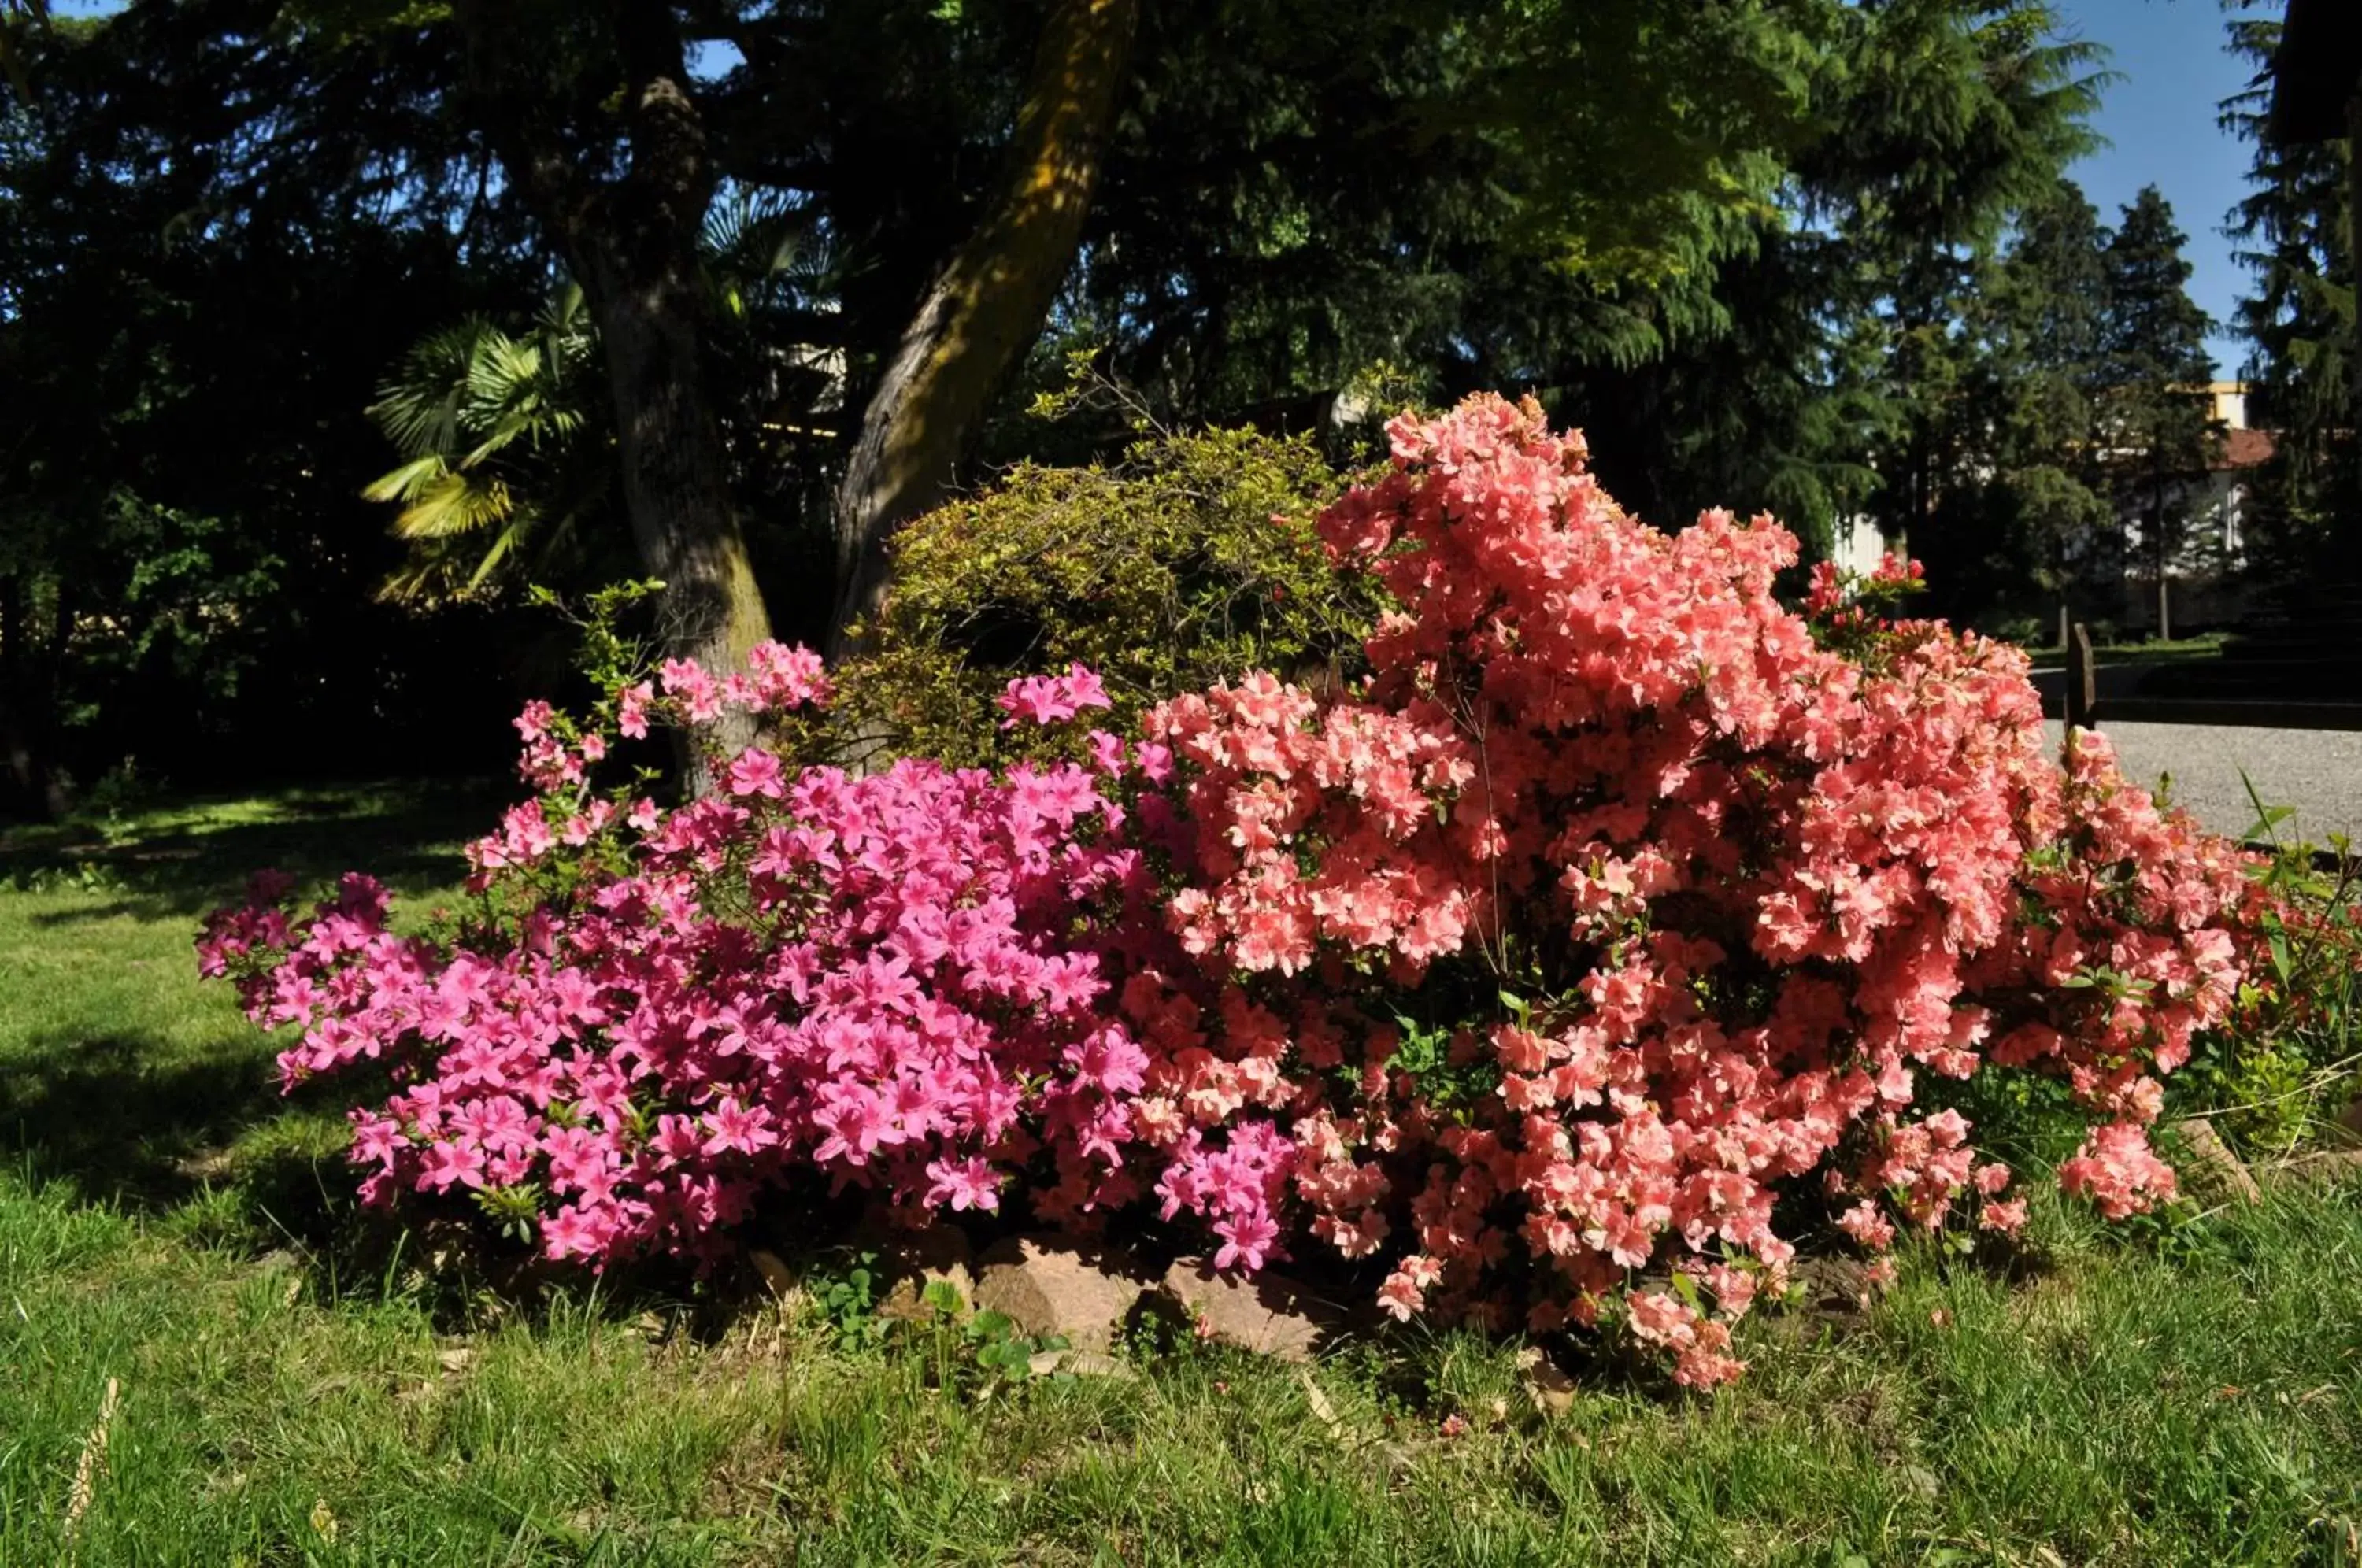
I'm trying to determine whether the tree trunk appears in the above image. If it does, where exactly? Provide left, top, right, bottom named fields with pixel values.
left=583, top=248, right=774, bottom=771
left=827, top=0, right=1142, bottom=660
left=451, top=0, right=772, bottom=791
left=0, top=572, right=50, bottom=819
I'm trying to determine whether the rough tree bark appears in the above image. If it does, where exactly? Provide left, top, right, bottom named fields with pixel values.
left=827, top=0, right=1142, bottom=661
left=450, top=0, right=771, bottom=779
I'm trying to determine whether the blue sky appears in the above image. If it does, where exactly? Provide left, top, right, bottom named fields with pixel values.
left=2057, top=0, right=2269, bottom=375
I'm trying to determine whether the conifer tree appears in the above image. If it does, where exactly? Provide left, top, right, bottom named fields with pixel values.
left=2223, top=8, right=2357, bottom=580
left=1954, top=179, right=2114, bottom=631
left=2094, top=187, right=2216, bottom=631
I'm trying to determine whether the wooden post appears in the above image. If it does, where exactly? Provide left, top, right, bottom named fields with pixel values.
left=2064, top=621, right=2097, bottom=738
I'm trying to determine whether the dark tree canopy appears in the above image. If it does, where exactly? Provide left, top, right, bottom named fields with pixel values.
left=0, top=0, right=2156, bottom=809
left=2227, top=6, right=2358, bottom=582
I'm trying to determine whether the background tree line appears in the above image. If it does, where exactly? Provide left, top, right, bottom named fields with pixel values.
left=0, top=0, right=2346, bottom=815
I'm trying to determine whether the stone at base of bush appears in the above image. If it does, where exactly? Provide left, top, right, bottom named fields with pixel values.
left=971, top=1234, right=1158, bottom=1355
left=2171, top=1118, right=2262, bottom=1204
left=1156, top=1258, right=1339, bottom=1363
left=1516, top=1346, right=1579, bottom=1418
left=864, top=1224, right=978, bottom=1322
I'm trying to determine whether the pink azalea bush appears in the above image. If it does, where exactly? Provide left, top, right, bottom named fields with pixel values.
left=199, top=657, right=1164, bottom=1266
left=199, top=394, right=2260, bottom=1387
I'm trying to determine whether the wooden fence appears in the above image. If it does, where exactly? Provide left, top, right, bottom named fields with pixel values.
left=2057, top=623, right=2362, bottom=734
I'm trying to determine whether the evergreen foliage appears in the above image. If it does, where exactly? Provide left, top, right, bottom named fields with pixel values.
left=2094, top=187, right=2219, bottom=591
left=826, top=427, right=1386, bottom=768
left=2223, top=8, right=2358, bottom=582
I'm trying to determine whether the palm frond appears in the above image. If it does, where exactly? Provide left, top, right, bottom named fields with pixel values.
left=361, top=453, right=454, bottom=506
left=703, top=188, right=835, bottom=316
left=368, top=317, right=501, bottom=457
left=365, top=279, right=613, bottom=601
left=463, top=514, right=535, bottom=591
left=390, top=469, right=516, bottom=540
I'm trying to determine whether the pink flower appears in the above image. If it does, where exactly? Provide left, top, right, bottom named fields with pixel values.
left=419, top=1139, right=487, bottom=1192
left=727, top=749, right=787, bottom=800
left=1376, top=1271, right=1425, bottom=1322
left=617, top=683, right=654, bottom=738
left=996, top=663, right=1114, bottom=728
left=1212, top=1210, right=1279, bottom=1273
left=924, top=1156, right=1002, bottom=1213
left=702, top=1099, right=777, bottom=1157
left=2060, top=1123, right=2178, bottom=1219
left=659, top=659, right=724, bottom=724
left=746, top=640, right=832, bottom=711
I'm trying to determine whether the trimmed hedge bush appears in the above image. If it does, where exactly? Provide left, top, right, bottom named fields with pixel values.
left=827, top=427, right=1387, bottom=767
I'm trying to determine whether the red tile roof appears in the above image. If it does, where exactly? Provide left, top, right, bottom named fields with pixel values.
left=2215, top=427, right=2277, bottom=470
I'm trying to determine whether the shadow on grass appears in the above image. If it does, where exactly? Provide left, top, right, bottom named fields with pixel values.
left=0, top=778, right=504, bottom=926
left=0, top=1029, right=289, bottom=1209
left=0, top=1020, right=754, bottom=1331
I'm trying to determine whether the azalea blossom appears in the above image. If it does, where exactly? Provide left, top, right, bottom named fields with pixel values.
left=198, top=395, right=2269, bottom=1389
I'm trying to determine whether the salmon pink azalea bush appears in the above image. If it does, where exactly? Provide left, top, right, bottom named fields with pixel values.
left=1105, top=394, right=2249, bottom=1385
left=199, top=394, right=2259, bottom=1388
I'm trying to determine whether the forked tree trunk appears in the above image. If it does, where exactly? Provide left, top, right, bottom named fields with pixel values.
left=827, top=0, right=1142, bottom=660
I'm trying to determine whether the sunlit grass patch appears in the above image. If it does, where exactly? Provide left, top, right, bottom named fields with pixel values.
left=0, top=787, right=2356, bottom=1565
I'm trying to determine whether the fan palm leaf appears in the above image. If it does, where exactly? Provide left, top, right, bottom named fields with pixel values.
left=369, top=318, right=498, bottom=458
left=365, top=216, right=831, bottom=603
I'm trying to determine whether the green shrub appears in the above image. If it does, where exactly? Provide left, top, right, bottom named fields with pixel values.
left=2176, top=785, right=2362, bottom=1158
left=827, top=427, right=1387, bottom=767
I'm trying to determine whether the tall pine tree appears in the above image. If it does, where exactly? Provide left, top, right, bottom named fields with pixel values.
left=2223, top=7, right=2357, bottom=582
left=1958, top=179, right=2114, bottom=632
left=2094, top=186, right=2216, bottom=632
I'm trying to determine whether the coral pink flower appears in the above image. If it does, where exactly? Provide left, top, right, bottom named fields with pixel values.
left=198, top=395, right=2267, bottom=1388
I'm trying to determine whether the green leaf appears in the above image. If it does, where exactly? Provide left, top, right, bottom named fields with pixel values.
left=2238, top=771, right=2293, bottom=845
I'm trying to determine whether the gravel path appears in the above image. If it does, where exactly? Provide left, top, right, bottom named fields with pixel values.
left=2043, top=720, right=2362, bottom=845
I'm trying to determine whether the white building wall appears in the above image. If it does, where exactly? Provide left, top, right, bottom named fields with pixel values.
left=1830, top=512, right=1900, bottom=579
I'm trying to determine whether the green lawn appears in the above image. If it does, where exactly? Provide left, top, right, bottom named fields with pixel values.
left=2, top=788, right=2359, bottom=1566
left=2025, top=632, right=2231, bottom=673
